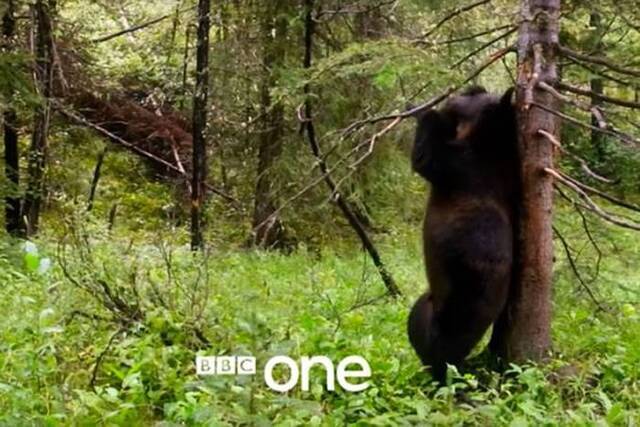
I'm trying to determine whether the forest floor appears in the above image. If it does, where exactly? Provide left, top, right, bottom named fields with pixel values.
left=0, top=214, right=639, bottom=425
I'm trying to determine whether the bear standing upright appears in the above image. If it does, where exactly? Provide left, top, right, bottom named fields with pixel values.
left=407, top=86, right=519, bottom=382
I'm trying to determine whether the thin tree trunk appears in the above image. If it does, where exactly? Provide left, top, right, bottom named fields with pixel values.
left=492, top=0, right=560, bottom=362
left=216, top=2, right=229, bottom=190
left=108, top=203, right=118, bottom=232
left=179, top=24, right=191, bottom=110
left=2, top=0, right=23, bottom=236
left=251, top=1, right=288, bottom=248
left=354, top=5, right=385, bottom=41
left=301, top=0, right=400, bottom=296
left=347, top=5, right=390, bottom=229
left=589, top=12, right=605, bottom=160
left=87, top=148, right=107, bottom=212
left=190, top=0, right=210, bottom=251
left=24, top=0, right=54, bottom=236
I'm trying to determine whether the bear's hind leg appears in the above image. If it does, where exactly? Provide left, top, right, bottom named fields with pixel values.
left=408, top=293, right=448, bottom=382
left=408, top=293, right=434, bottom=366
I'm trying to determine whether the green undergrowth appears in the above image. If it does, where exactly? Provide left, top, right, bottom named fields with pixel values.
left=0, top=213, right=639, bottom=425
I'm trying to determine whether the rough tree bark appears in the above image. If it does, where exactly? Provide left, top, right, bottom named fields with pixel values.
left=191, top=0, right=211, bottom=251
left=251, top=1, right=289, bottom=248
left=492, top=0, right=560, bottom=362
left=2, top=0, right=22, bottom=236
left=24, top=0, right=54, bottom=236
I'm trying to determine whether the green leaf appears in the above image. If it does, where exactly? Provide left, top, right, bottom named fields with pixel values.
left=24, top=252, right=40, bottom=273
left=373, top=65, right=397, bottom=90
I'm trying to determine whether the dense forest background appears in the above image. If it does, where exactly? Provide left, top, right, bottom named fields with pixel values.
left=1, top=0, right=640, bottom=424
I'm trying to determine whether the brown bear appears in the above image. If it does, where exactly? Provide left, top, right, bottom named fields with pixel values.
left=407, top=86, right=519, bottom=383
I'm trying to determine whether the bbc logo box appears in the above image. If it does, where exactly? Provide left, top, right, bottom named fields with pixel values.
left=196, top=356, right=256, bottom=375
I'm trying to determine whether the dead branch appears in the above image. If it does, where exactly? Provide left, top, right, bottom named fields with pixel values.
left=576, top=205, right=603, bottom=283
left=532, top=102, right=640, bottom=146
left=435, top=24, right=515, bottom=45
left=562, top=56, right=632, bottom=87
left=451, top=26, right=517, bottom=68
left=546, top=168, right=640, bottom=231
left=558, top=170, right=640, bottom=214
left=552, top=225, right=606, bottom=311
left=559, top=46, right=640, bottom=79
left=55, top=103, right=239, bottom=205
left=298, top=0, right=400, bottom=297
left=314, top=0, right=398, bottom=21
left=524, top=43, right=544, bottom=107
left=538, top=81, right=606, bottom=128
left=555, top=185, right=605, bottom=283
left=537, top=129, right=614, bottom=184
left=419, top=0, right=492, bottom=41
left=92, top=6, right=196, bottom=43
left=90, top=328, right=126, bottom=389
left=557, top=82, right=640, bottom=110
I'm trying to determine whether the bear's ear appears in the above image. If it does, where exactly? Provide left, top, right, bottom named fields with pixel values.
left=500, top=87, right=516, bottom=108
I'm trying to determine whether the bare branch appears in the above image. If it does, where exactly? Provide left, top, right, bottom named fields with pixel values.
left=92, top=6, right=196, bottom=43
left=532, top=102, right=640, bottom=146
left=90, top=328, right=126, bottom=389
left=314, top=0, right=398, bottom=21
left=435, top=24, right=514, bottom=45
left=419, top=0, right=492, bottom=41
left=562, top=56, right=632, bottom=87
left=538, top=81, right=606, bottom=129
left=546, top=168, right=640, bottom=231
left=451, top=26, right=517, bottom=68
left=555, top=185, right=605, bottom=283
left=552, top=226, right=606, bottom=311
left=559, top=171, right=640, bottom=214
left=576, top=206, right=603, bottom=283
left=538, top=129, right=614, bottom=184
left=524, top=44, right=544, bottom=107
left=55, top=102, right=239, bottom=205
left=557, top=82, right=640, bottom=110
left=559, top=46, right=640, bottom=79
left=300, top=0, right=400, bottom=297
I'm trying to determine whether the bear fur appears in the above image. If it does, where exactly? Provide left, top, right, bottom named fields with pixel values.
left=407, top=86, right=519, bottom=382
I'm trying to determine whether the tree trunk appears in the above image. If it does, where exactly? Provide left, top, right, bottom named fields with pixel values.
left=251, top=1, right=288, bottom=248
left=179, top=24, right=191, bottom=110
left=190, top=0, right=211, bottom=251
left=589, top=12, right=605, bottom=160
left=354, top=5, right=385, bottom=41
left=87, top=148, right=107, bottom=212
left=2, top=0, right=23, bottom=236
left=492, top=0, right=560, bottom=362
left=24, top=0, right=54, bottom=236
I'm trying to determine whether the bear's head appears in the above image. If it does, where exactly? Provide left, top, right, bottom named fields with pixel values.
left=411, top=86, right=517, bottom=195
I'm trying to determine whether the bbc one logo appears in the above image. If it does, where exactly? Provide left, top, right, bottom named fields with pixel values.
left=196, top=355, right=371, bottom=393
